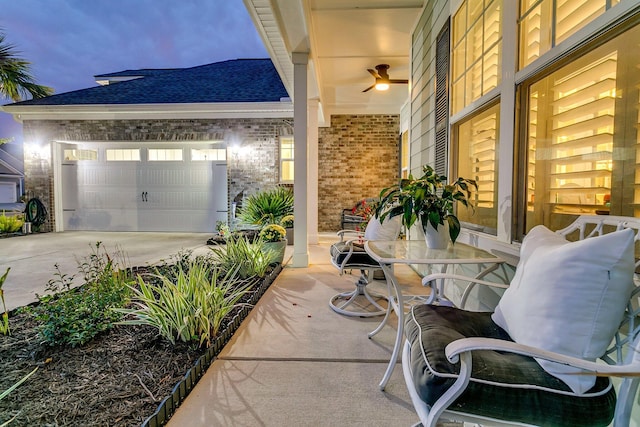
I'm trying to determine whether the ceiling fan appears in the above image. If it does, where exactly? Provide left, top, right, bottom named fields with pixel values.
left=362, top=64, right=408, bottom=92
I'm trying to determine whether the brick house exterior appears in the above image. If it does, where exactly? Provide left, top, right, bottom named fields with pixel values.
left=318, top=114, right=399, bottom=231
left=22, top=118, right=292, bottom=232
left=6, top=59, right=401, bottom=233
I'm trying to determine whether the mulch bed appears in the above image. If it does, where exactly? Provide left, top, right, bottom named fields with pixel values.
left=0, top=265, right=278, bottom=426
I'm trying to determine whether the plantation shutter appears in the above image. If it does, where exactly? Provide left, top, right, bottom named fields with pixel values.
left=435, top=19, right=450, bottom=177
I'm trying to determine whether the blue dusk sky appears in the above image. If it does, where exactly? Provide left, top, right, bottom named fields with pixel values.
left=0, top=0, right=268, bottom=151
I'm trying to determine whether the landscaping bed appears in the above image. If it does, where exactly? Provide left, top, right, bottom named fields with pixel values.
left=0, top=261, right=281, bottom=427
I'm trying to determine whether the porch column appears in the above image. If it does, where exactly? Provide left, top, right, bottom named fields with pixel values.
left=292, top=51, right=309, bottom=267
left=307, top=99, right=319, bottom=245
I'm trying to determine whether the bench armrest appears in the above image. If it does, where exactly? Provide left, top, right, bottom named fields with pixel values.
left=445, top=337, right=640, bottom=377
left=336, top=229, right=365, bottom=242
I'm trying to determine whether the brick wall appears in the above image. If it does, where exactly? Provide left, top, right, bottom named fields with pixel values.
left=22, top=118, right=290, bottom=231
left=23, top=148, right=54, bottom=232
left=22, top=115, right=399, bottom=233
left=318, top=114, right=400, bottom=232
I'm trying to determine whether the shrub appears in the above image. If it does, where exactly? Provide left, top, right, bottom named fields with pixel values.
left=30, top=242, right=133, bottom=347
left=209, top=235, right=272, bottom=279
left=0, top=211, right=23, bottom=233
left=115, top=260, right=253, bottom=348
left=238, top=187, right=293, bottom=227
left=259, top=224, right=286, bottom=242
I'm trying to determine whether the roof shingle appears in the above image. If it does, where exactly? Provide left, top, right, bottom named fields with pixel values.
left=9, top=59, right=289, bottom=106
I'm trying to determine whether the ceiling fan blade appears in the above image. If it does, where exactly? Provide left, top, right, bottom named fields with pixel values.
left=367, top=68, right=381, bottom=79
left=390, top=79, right=409, bottom=84
left=362, top=84, right=376, bottom=93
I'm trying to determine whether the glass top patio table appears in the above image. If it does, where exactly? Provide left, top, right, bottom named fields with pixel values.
left=364, top=239, right=505, bottom=391
left=365, top=240, right=502, bottom=265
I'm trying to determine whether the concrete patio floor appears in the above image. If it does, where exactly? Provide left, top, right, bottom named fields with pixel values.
left=167, top=234, right=428, bottom=427
left=1, top=231, right=430, bottom=425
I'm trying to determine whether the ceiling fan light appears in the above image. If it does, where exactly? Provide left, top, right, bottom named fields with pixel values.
left=375, top=82, right=389, bottom=91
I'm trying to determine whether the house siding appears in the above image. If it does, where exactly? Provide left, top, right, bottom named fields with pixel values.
left=410, top=0, right=450, bottom=177
left=317, top=114, right=399, bottom=232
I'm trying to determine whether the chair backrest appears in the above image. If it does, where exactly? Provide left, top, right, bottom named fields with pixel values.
left=556, top=215, right=640, bottom=424
left=364, top=216, right=402, bottom=241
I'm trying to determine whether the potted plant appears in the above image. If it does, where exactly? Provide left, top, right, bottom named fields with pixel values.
left=375, top=165, right=477, bottom=248
left=280, top=214, right=294, bottom=245
left=259, top=223, right=287, bottom=264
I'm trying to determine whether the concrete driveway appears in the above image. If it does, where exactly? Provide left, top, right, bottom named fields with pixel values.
left=0, top=231, right=211, bottom=311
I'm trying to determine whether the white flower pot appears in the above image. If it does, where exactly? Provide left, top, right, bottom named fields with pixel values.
left=423, top=220, right=449, bottom=249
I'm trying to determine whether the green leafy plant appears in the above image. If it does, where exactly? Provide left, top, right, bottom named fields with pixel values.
left=259, top=224, right=286, bottom=242
left=209, top=235, right=272, bottom=279
left=115, top=260, right=253, bottom=348
left=238, top=187, right=294, bottom=227
left=0, top=366, right=38, bottom=426
left=29, top=242, right=133, bottom=347
left=0, top=268, right=10, bottom=335
left=376, top=165, right=477, bottom=244
left=280, top=214, right=294, bottom=228
left=0, top=212, right=23, bottom=233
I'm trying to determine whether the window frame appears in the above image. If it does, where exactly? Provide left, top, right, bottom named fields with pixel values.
left=279, top=136, right=294, bottom=184
left=105, top=148, right=141, bottom=162
left=514, top=12, right=640, bottom=239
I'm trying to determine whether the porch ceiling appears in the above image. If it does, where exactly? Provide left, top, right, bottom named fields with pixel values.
left=244, top=0, right=423, bottom=125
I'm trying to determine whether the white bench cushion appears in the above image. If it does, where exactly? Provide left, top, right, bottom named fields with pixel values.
left=492, top=225, right=635, bottom=394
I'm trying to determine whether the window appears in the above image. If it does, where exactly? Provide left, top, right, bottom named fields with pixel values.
left=455, top=103, right=500, bottom=234
left=452, top=0, right=503, bottom=114
left=280, top=137, right=294, bottom=183
left=191, top=148, right=226, bottom=161
left=519, top=0, right=624, bottom=69
left=63, top=149, right=97, bottom=161
left=521, top=21, right=640, bottom=233
left=106, top=149, right=140, bottom=161
left=148, top=148, right=183, bottom=161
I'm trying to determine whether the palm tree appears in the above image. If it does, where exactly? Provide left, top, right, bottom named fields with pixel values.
left=0, top=30, right=52, bottom=101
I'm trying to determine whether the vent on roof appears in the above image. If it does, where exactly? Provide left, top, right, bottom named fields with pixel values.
left=434, top=19, right=450, bottom=177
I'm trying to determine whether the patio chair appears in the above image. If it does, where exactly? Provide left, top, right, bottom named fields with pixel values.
left=329, top=215, right=401, bottom=317
left=402, top=215, right=640, bottom=427
left=340, top=198, right=378, bottom=231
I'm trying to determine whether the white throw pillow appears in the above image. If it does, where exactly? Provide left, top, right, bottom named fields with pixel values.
left=492, top=225, right=635, bottom=394
left=364, top=216, right=401, bottom=241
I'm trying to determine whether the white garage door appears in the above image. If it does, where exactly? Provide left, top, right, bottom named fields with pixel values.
left=59, top=142, right=227, bottom=232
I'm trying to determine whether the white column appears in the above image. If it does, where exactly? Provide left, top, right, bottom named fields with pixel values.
left=307, top=99, right=319, bottom=245
left=292, top=52, right=309, bottom=267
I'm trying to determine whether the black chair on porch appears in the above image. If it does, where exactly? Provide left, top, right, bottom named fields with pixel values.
left=329, top=215, right=401, bottom=317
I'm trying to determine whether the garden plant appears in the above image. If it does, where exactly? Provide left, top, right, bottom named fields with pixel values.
left=0, top=239, right=281, bottom=426
left=0, top=213, right=23, bottom=234
left=209, top=234, right=273, bottom=279
left=28, top=242, right=134, bottom=347
left=116, top=260, right=253, bottom=348
left=238, top=186, right=293, bottom=227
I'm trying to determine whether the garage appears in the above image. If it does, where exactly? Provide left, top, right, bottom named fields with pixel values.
left=3, top=59, right=293, bottom=233
left=57, top=141, right=227, bottom=232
